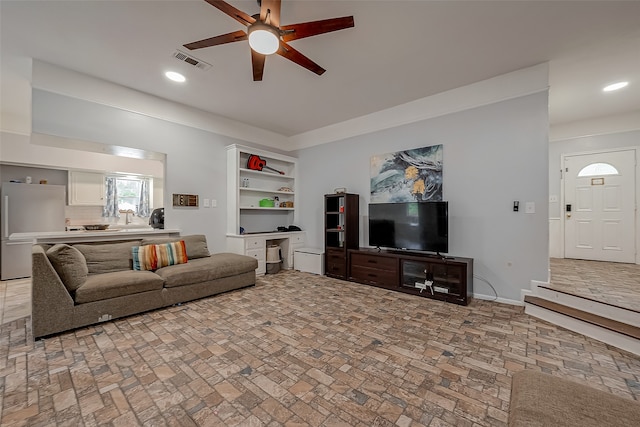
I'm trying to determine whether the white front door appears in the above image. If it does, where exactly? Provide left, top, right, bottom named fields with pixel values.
left=563, top=149, right=636, bottom=263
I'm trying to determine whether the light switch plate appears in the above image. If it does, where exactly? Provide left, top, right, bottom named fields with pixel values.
left=525, top=202, right=535, bottom=214
left=203, top=198, right=210, bottom=208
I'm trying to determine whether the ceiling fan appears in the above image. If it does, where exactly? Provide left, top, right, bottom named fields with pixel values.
left=183, top=0, right=355, bottom=81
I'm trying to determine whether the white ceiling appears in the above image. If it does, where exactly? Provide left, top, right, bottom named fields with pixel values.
left=1, top=0, right=639, bottom=139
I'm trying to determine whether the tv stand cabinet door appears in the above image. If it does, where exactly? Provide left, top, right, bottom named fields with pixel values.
left=400, top=258, right=469, bottom=305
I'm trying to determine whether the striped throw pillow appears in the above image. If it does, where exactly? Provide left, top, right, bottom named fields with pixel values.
left=132, top=240, right=188, bottom=271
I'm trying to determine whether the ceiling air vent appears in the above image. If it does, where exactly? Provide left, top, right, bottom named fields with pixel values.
left=172, top=50, right=211, bottom=71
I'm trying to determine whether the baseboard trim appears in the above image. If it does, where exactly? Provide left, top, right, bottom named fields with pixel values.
left=473, top=293, right=522, bottom=306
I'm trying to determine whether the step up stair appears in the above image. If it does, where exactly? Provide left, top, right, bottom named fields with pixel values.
left=524, top=287, right=640, bottom=356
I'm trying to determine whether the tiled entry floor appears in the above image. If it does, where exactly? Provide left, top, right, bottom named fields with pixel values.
left=0, top=278, right=30, bottom=325
left=1, top=270, right=639, bottom=426
left=549, top=258, right=640, bottom=313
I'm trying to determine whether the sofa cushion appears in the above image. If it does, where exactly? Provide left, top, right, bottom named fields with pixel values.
left=74, top=270, right=165, bottom=304
left=141, top=234, right=209, bottom=260
left=74, top=241, right=141, bottom=274
left=132, top=240, right=188, bottom=271
left=46, top=244, right=88, bottom=292
left=155, top=253, right=258, bottom=288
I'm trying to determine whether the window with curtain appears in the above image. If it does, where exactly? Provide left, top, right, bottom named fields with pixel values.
left=102, top=176, right=151, bottom=218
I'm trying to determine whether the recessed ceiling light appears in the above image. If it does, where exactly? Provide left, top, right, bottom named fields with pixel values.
left=165, top=71, right=186, bottom=83
left=603, top=81, right=628, bottom=92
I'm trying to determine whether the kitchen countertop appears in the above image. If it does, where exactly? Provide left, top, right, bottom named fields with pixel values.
left=10, top=228, right=181, bottom=244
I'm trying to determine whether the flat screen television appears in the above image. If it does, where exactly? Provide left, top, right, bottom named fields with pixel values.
left=369, top=201, right=448, bottom=254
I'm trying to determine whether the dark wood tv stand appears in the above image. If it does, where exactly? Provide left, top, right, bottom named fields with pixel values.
left=347, top=248, right=474, bottom=305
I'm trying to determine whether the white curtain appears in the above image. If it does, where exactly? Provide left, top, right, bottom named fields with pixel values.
left=102, top=177, right=119, bottom=218
left=138, top=178, right=151, bottom=217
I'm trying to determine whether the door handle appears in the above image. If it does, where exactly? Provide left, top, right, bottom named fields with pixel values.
left=566, top=213, right=571, bottom=219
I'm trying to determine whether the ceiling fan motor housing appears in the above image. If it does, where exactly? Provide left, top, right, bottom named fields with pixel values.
left=248, top=22, right=281, bottom=55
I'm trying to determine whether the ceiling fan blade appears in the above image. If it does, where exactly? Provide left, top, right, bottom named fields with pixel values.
left=281, top=16, right=354, bottom=42
left=260, top=0, right=281, bottom=28
left=277, top=41, right=325, bottom=76
left=183, top=30, right=247, bottom=50
left=204, top=0, right=256, bottom=26
left=251, top=49, right=266, bottom=81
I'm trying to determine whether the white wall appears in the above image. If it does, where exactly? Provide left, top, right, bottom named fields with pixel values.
left=30, top=60, right=286, bottom=150
left=6, top=60, right=551, bottom=300
left=548, top=129, right=640, bottom=262
left=550, top=111, right=640, bottom=142
left=297, top=92, right=550, bottom=303
left=29, top=89, right=250, bottom=253
left=549, top=130, right=640, bottom=217
left=0, top=131, right=164, bottom=178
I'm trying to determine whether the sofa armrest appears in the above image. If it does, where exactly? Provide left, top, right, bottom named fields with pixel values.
left=32, top=245, right=74, bottom=338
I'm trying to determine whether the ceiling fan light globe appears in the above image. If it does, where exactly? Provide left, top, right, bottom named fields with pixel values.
left=248, top=24, right=279, bottom=55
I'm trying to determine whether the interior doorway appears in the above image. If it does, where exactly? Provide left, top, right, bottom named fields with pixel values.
left=562, top=149, right=636, bottom=263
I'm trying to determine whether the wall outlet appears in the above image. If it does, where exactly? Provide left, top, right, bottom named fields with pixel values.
left=211, top=199, right=217, bottom=208
left=525, top=201, right=535, bottom=214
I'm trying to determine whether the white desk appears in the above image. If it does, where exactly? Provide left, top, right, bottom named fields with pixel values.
left=226, top=231, right=305, bottom=275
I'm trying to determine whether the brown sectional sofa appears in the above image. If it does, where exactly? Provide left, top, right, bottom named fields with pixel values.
left=32, top=235, right=258, bottom=338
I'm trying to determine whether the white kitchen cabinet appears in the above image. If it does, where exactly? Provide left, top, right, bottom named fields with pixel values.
left=68, top=171, right=105, bottom=205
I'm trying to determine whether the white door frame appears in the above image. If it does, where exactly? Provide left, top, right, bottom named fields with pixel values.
left=560, top=146, right=639, bottom=264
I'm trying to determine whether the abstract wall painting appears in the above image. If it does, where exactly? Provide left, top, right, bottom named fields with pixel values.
left=370, top=144, right=443, bottom=203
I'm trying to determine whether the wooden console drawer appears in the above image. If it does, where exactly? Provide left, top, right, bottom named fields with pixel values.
left=325, top=249, right=346, bottom=278
left=351, top=252, right=397, bottom=270
left=326, top=260, right=345, bottom=277
left=350, top=264, right=398, bottom=287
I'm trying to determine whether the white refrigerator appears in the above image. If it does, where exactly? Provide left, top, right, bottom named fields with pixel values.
left=1, top=182, right=66, bottom=280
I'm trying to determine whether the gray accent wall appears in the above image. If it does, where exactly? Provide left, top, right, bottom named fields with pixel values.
left=296, top=92, right=550, bottom=302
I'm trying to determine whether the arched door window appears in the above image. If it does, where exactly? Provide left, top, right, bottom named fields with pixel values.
left=577, top=162, right=619, bottom=177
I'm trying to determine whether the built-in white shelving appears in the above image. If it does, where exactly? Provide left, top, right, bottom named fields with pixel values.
left=226, top=144, right=304, bottom=275
left=226, top=144, right=299, bottom=235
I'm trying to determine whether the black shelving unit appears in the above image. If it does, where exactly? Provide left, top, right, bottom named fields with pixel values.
left=324, top=193, right=359, bottom=279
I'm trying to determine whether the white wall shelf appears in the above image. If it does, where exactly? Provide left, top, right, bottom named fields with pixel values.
left=239, top=187, right=295, bottom=195
left=239, top=207, right=295, bottom=211
left=227, top=144, right=300, bottom=235
left=238, top=168, right=295, bottom=180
